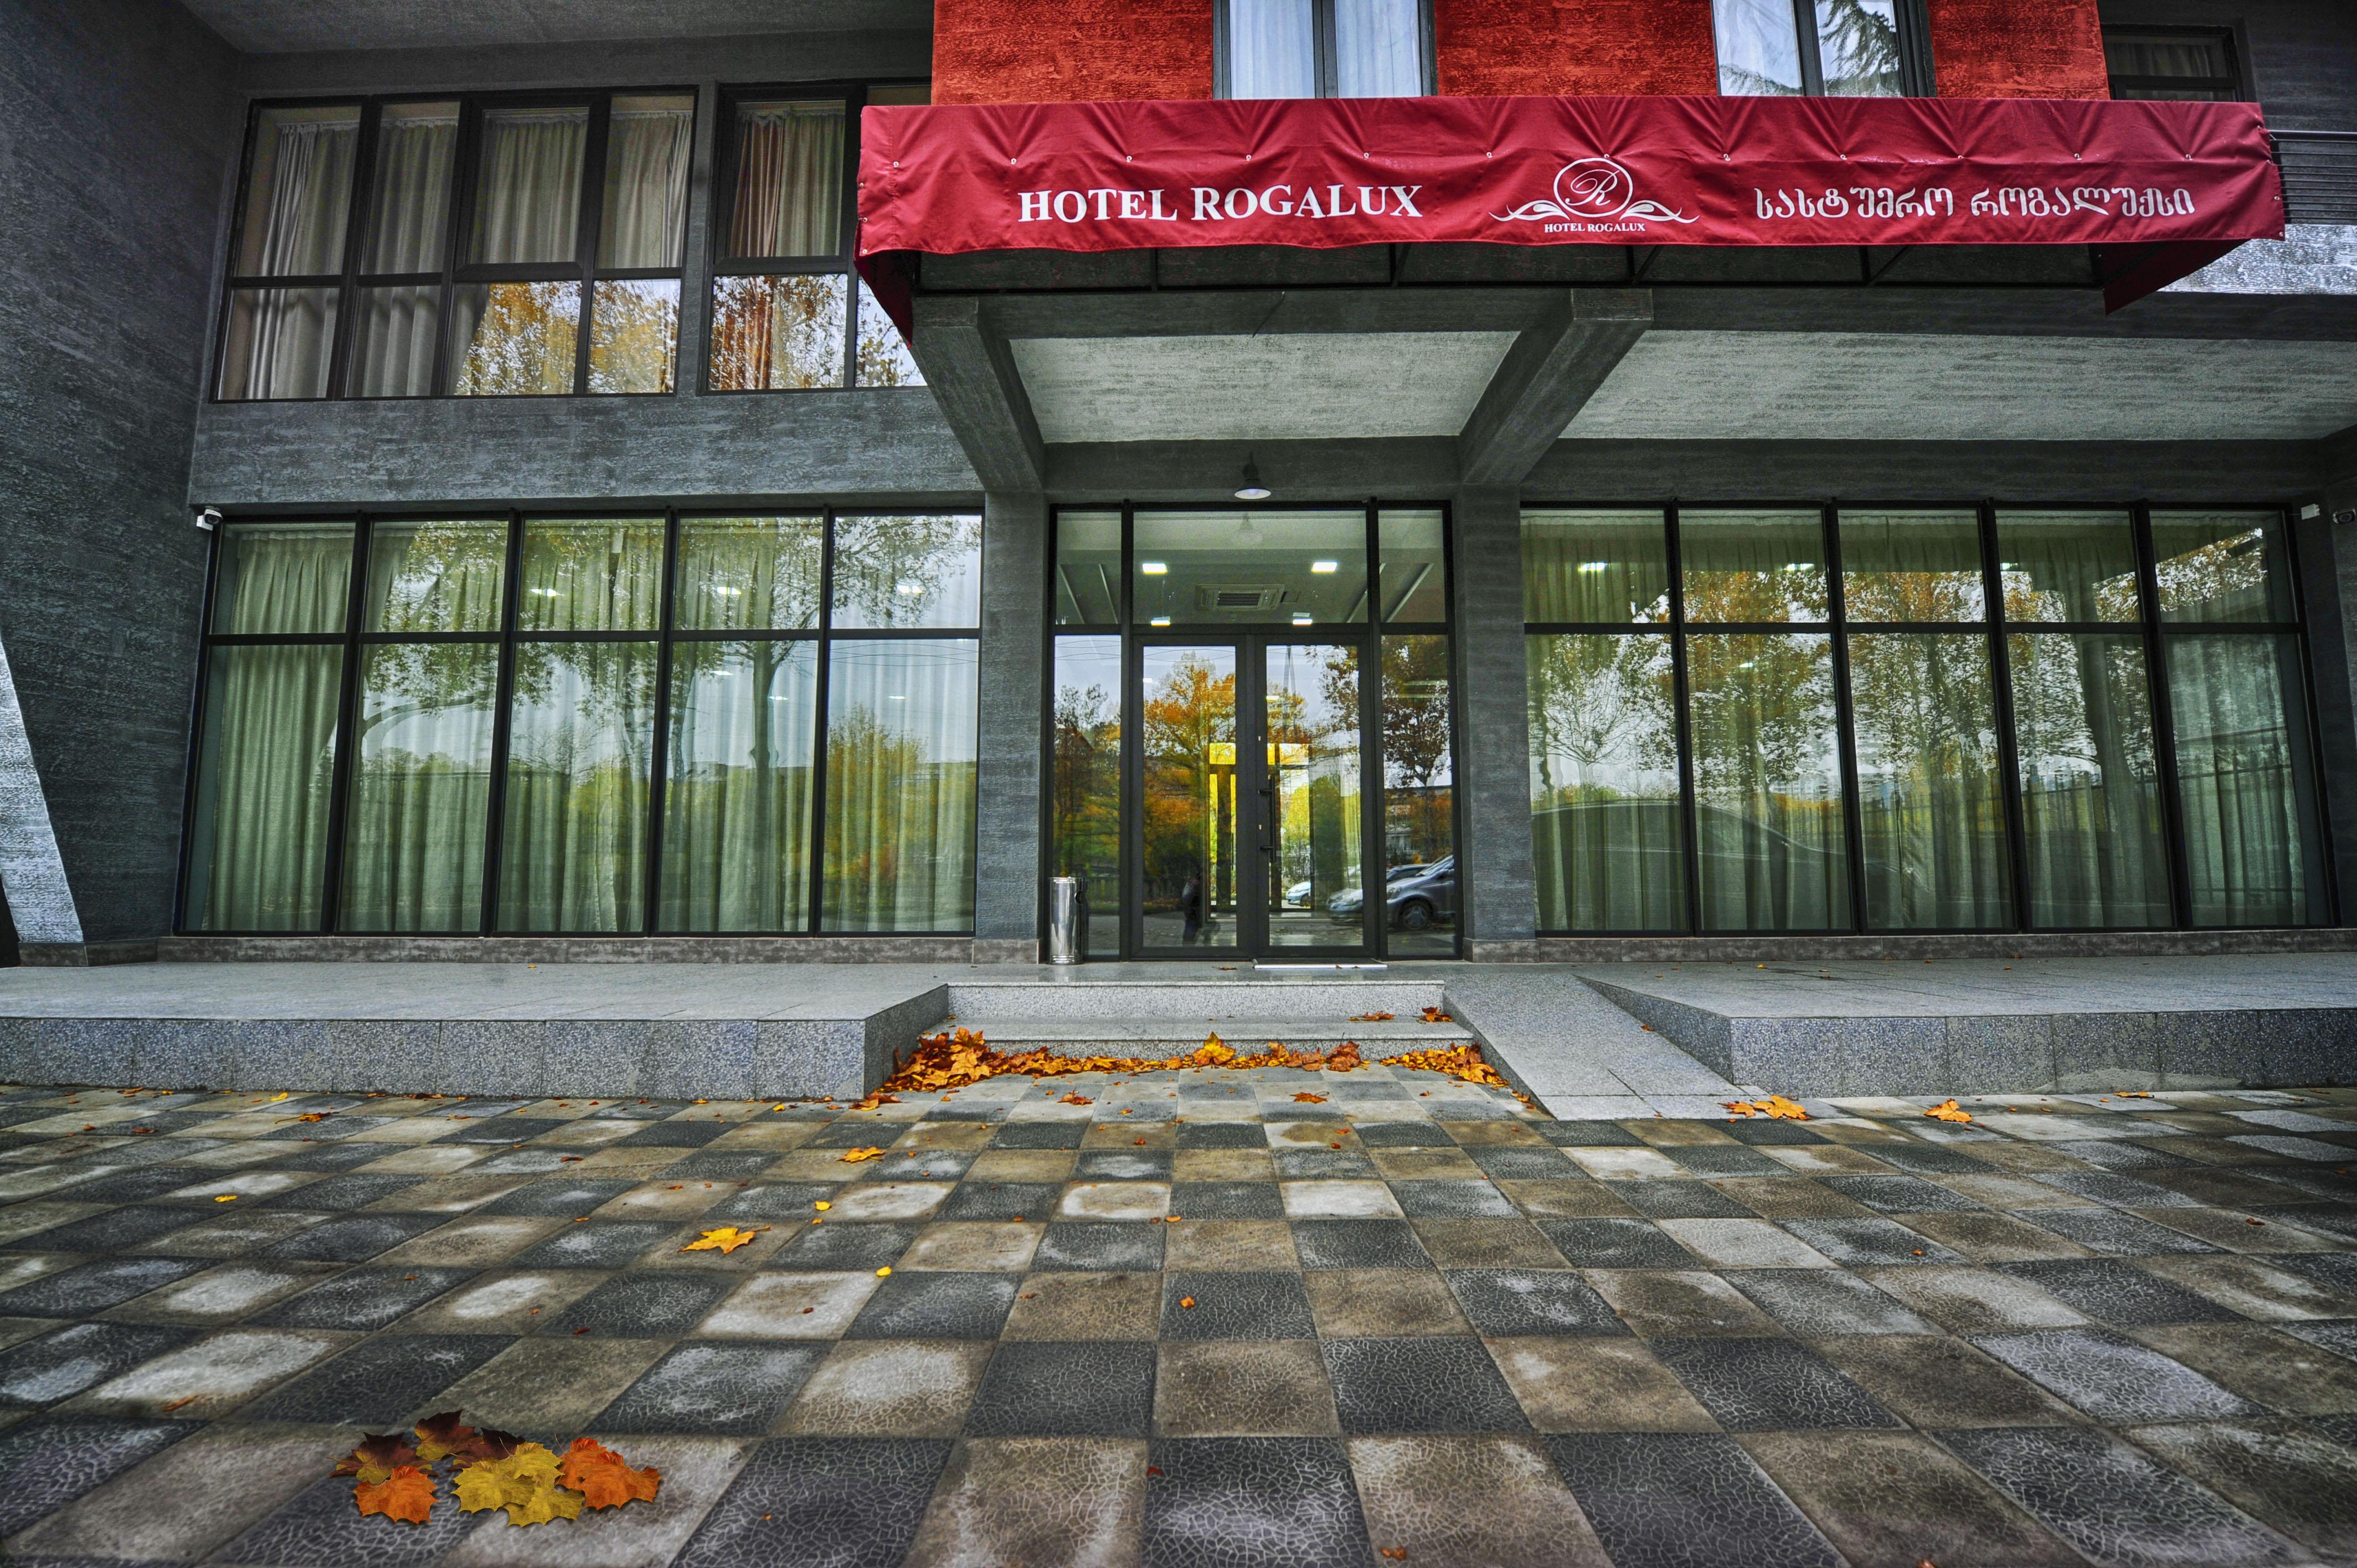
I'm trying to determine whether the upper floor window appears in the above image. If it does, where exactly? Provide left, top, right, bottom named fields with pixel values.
left=1218, top=0, right=1433, bottom=99
left=2105, top=29, right=2241, bottom=101
left=217, top=89, right=694, bottom=401
left=707, top=85, right=926, bottom=392
left=1712, top=0, right=1932, bottom=97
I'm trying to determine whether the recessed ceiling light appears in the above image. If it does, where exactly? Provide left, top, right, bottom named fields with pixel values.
left=1140, top=561, right=1168, bottom=575
left=1291, top=613, right=1314, bottom=626
left=1150, top=616, right=1171, bottom=626
left=1310, top=560, right=1339, bottom=574
left=1577, top=561, right=1607, bottom=574
left=894, top=580, right=924, bottom=596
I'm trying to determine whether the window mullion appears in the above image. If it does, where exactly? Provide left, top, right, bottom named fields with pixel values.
left=480, top=511, right=527, bottom=934
left=573, top=96, right=613, bottom=396
left=325, top=102, right=380, bottom=400
left=1824, top=501, right=1867, bottom=932
left=1315, top=0, right=1338, bottom=97
left=1792, top=0, right=1826, bottom=96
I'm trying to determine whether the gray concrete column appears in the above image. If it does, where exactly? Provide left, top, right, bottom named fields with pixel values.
left=972, top=490, right=1048, bottom=960
left=1450, top=484, right=1538, bottom=956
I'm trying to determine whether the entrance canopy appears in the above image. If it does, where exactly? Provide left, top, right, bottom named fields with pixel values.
left=857, top=92, right=2286, bottom=322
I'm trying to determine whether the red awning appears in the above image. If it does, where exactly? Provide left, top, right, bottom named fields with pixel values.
left=856, top=94, right=2284, bottom=329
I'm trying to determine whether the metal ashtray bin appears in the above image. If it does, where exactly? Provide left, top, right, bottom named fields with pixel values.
left=1047, top=876, right=1087, bottom=965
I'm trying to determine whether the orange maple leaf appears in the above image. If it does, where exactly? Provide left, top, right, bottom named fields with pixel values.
left=1723, top=1095, right=1810, bottom=1121
left=1924, top=1100, right=1973, bottom=1123
left=1293, top=1092, right=1327, bottom=1103
left=558, top=1438, right=662, bottom=1509
left=1350, top=1012, right=1394, bottom=1022
left=685, top=1226, right=766, bottom=1254
left=355, top=1465, right=436, bottom=1524
left=1419, top=1007, right=1453, bottom=1023
left=1060, top=1093, right=1093, bottom=1106
left=838, top=1147, right=886, bottom=1162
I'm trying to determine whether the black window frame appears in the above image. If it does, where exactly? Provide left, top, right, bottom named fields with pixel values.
left=2103, top=25, right=2246, bottom=102
left=178, top=505, right=985, bottom=938
left=1044, top=498, right=1461, bottom=961
left=213, top=86, right=699, bottom=404
left=1213, top=0, right=1439, bottom=100
left=1520, top=498, right=2334, bottom=938
left=704, top=81, right=930, bottom=394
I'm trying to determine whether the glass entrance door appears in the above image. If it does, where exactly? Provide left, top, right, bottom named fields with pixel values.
left=1134, top=638, right=1373, bottom=957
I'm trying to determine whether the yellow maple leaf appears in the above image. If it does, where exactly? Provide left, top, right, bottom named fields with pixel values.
left=1925, top=1100, right=1974, bottom=1123
left=685, top=1226, right=766, bottom=1254
left=1193, top=1035, right=1234, bottom=1066
left=1723, top=1095, right=1810, bottom=1121
left=839, top=1147, right=885, bottom=1163
left=455, top=1443, right=584, bottom=1527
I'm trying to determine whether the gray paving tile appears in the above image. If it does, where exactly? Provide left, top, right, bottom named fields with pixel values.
left=845, top=1271, right=1020, bottom=1340
left=1650, top=1336, right=1901, bottom=1431
left=672, top=1437, right=958, bottom=1568
left=598, top=1342, right=826, bottom=1433
left=2026, top=1207, right=2222, bottom=1256
left=1725, top=1270, right=1936, bottom=1335
left=544, top=1270, right=737, bottom=1336
left=1322, top=1336, right=1530, bottom=1434
left=1144, top=1436, right=1371, bottom=1567
left=1971, top=1328, right=2260, bottom=1423
left=246, top=1266, right=474, bottom=1330
left=965, top=1339, right=1157, bottom=1436
left=1290, top=1219, right=1430, bottom=1270
left=1777, top=1217, right=1963, bottom=1267
left=2002, top=1258, right=2244, bottom=1327
left=236, top=1333, right=513, bottom=1423
left=0, top=1415, right=199, bottom=1539
left=0, top=1258, right=203, bottom=1317
left=0, top=1322, right=193, bottom=1406
left=1161, top=1271, right=1316, bottom=1340
left=1536, top=1218, right=1696, bottom=1270
left=1443, top=1270, right=1627, bottom=1337
left=1169, top=1181, right=1285, bottom=1220
left=1545, top=1431, right=1844, bottom=1568
left=1036, top=1221, right=1165, bottom=1272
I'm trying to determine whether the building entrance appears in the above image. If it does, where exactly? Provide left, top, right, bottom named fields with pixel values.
left=1049, top=504, right=1460, bottom=962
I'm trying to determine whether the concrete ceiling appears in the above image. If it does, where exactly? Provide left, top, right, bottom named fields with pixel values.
left=1567, top=332, right=2357, bottom=442
left=1011, top=333, right=1521, bottom=444
left=178, top=0, right=931, bottom=53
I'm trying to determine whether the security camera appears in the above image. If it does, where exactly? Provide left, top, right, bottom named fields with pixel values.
left=195, top=507, right=222, bottom=532
left=2337, top=509, right=2357, bottom=527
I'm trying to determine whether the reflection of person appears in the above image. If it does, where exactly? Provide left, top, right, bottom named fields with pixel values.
left=1180, top=865, right=1205, bottom=943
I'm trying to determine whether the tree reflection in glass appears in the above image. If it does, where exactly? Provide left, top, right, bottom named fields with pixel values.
left=1688, top=632, right=1850, bottom=931
left=1528, top=633, right=1684, bottom=931
left=2009, top=633, right=2169, bottom=928
left=1141, top=649, right=1238, bottom=948
left=1052, top=637, right=1123, bottom=955
left=1849, top=633, right=2010, bottom=929
left=830, top=514, right=982, bottom=630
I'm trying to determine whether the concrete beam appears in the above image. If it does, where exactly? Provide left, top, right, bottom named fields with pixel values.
left=1046, top=438, right=1458, bottom=503
left=907, top=295, right=1047, bottom=495
left=988, top=287, right=1553, bottom=341
left=1458, top=290, right=1651, bottom=488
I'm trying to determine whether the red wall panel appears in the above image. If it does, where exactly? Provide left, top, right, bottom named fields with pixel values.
left=1433, top=0, right=1720, bottom=97
left=1927, top=0, right=2112, bottom=98
left=933, top=0, right=1214, bottom=105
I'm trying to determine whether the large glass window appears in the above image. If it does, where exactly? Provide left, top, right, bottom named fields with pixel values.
left=1711, top=0, right=1928, bottom=96
left=710, top=87, right=927, bottom=393
left=1521, top=503, right=2329, bottom=935
left=1220, top=0, right=1431, bottom=98
left=184, top=510, right=980, bottom=937
left=2105, top=28, right=2241, bottom=101
left=218, top=90, right=692, bottom=401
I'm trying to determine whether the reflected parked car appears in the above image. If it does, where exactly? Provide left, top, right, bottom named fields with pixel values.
left=1329, top=857, right=1455, bottom=930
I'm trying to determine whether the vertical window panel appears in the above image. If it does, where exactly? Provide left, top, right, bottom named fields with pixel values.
left=728, top=102, right=846, bottom=259
left=1839, top=510, right=1984, bottom=622
left=1229, top=0, right=1318, bottom=97
left=831, top=515, right=984, bottom=630
left=341, top=642, right=497, bottom=932
left=1378, top=510, right=1448, bottom=623
left=822, top=639, right=980, bottom=932
left=1052, top=636, right=1124, bottom=956
left=1382, top=634, right=1455, bottom=952
left=1055, top=512, right=1123, bottom=627
left=518, top=519, right=666, bottom=632
left=451, top=281, right=581, bottom=396
left=1528, top=633, right=1685, bottom=931
left=1334, top=0, right=1424, bottom=94
left=364, top=520, right=508, bottom=633
left=497, top=641, right=657, bottom=933
left=361, top=102, right=459, bottom=274
left=1996, top=511, right=2141, bottom=623
left=235, top=106, right=361, bottom=277
left=1263, top=644, right=1363, bottom=948
left=2009, top=632, right=2169, bottom=929
left=675, top=517, right=825, bottom=631
left=1815, top=0, right=1904, bottom=94
left=1131, top=510, right=1367, bottom=627
left=213, top=522, right=355, bottom=636
left=184, top=644, right=344, bottom=932
left=1681, top=510, right=1829, bottom=623
left=218, top=288, right=340, bottom=401
left=855, top=280, right=925, bottom=388
left=2166, top=634, right=2327, bottom=926
left=709, top=273, right=847, bottom=390
left=2153, top=511, right=2296, bottom=623
left=1687, top=631, right=1850, bottom=931
left=1523, top=510, right=1670, bottom=625
left=660, top=640, right=817, bottom=931
left=588, top=279, right=680, bottom=394
left=598, top=96, right=694, bottom=270
left=347, top=285, right=441, bottom=398
left=1714, top=0, right=1807, bottom=94
left=1849, top=632, right=2011, bottom=929
left=468, top=106, right=589, bottom=265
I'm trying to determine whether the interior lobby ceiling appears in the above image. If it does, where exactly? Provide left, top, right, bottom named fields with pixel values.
left=1011, top=332, right=1522, bottom=444
left=1566, top=331, right=2357, bottom=442
left=176, top=0, right=932, bottom=52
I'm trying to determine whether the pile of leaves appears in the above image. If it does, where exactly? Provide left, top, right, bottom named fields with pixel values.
left=876, top=1026, right=1514, bottom=1094
left=338, top=1411, right=659, bottom=1528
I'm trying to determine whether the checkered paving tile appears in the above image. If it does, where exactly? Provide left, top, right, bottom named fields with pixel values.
left=0, top=1071, right=2351, bottom=1565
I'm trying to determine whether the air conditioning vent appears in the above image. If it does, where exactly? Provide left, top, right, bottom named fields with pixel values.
left=1198, top=584, right=1289, bottom=612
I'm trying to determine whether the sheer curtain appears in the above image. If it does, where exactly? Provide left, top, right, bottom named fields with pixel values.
left=1687, top=633, right=1851, bottom=930
left=2168, top=636, right=2324, bottom=926
left=713, top=102, right=848, bottom=391
left=823, top=641, right=979, bottom=931
left=2010, top=633, right=2170, bottom=927
left=1528, top=634, right=1686, bottom=930
left=341, top=521, right=507, bottom=932
left=454, top=108, right=587, bottom=396
left=600, top=101, right=693, bottom=269
left=1335, top=0, right=1423, bottom=94
left=1849, top=633, right=2011, bottom=928
left=183, top=525, right=355, bottom=932
left=223, top=112, right=357, bottom=399
left=1230, top=0, right=1318, bottom=97
left=351, top=105, right=457, bottom=398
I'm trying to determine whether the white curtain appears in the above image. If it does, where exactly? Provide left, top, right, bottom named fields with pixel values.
left=470, top=109, right=587, bottom=265
left=601, top=104, right=694, bottom=269
left=822, top=641, right=979, bottom=932
left=731, top=104, right=845, bottom=258
left=350, top=109, right=457, bottom=397
left=1715, top=0, right=1807, bottom=94
left=1230, top=0, right=1317, bottom=97
left=228, top=116, right=356, bottom=399
left=1335, top=0, right=1423, bottom=95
